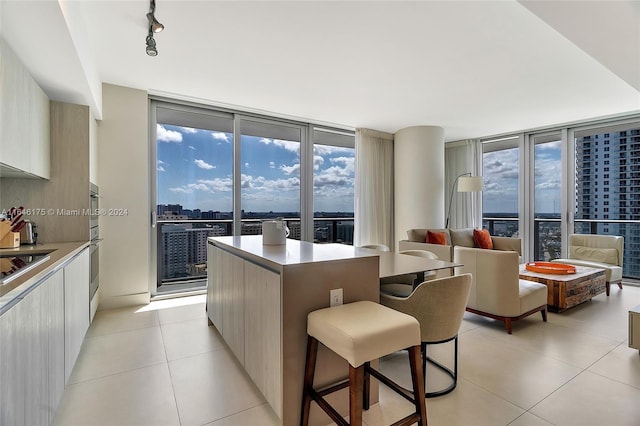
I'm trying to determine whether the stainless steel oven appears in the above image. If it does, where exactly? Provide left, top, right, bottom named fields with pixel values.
left=90, top=182, right=99, bottom=230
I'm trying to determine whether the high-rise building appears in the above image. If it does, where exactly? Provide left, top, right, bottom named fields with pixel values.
left=161, top=224, right=227, bottom=281
left=575, top=128, right=640, bottom=278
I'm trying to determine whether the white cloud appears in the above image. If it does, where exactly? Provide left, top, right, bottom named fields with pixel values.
left=313, top=155, right=324, bottom=170
left=181, top=127, right=197, bottom=134
left=280, top=163, right=300, bottom=175
left=168, top=179, right=232, bottom=195
left=189, top=146, right=196, bottom=150
left=314, top=145, right=353, bottom=156
left=269, top=161, right=276, bottom=169
left=157, top=166, right=165, bottom=172
left=157, top=124, right=182, bottom=143
left=187, top=183, right=210, bottom=191
left=158, top=160, right=166, bottom=164
left=330, top=156, right=355, bottom=173
left=245, top=162, right=250, bottom=168
left=198, top=178, right=233, bottom=192
left=211, top=132, right=230, bottom=142
left=194, top=159, right=215, bottom=170
left=259, top=138, right=300, bottom=153
left=240, top=174, right=299, bottom=191
left=169, top=187, right=193, bottom=193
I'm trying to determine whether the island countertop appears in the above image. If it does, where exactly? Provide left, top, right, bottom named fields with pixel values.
left=209, top=235, right=378, bottom=269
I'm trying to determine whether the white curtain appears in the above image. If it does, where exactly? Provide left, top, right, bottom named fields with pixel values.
left=445, top=140, right=482, bottom=229
left=354, top=128, right=394, bottom=248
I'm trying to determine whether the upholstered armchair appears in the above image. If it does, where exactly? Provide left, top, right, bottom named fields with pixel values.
left=552, top=234, right=624, bottom=296
left=453, top=246, right=548, bottom=334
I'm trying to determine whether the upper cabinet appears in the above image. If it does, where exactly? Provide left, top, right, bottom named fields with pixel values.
left=0, top=39, right=50, bottom=179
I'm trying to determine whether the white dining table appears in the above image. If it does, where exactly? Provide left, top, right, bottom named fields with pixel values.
left=356, top=248, right=461, bottom=284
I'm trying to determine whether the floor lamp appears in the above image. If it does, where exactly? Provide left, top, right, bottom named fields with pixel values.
left=445, top=173, right=483, bottom=228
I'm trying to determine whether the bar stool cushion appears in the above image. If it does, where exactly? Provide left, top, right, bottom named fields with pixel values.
left=307, top=301, right=420, bottom=368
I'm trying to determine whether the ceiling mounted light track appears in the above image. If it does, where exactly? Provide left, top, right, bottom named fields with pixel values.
left=145, top=0, right=164, bottom=56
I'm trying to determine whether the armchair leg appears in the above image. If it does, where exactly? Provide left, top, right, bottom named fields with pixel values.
left=541, top=309, right=547, bottom=322
left=617, top=281, right=623, bottom=290
left=606, top=282, right=611, bottom=296
left=504, top=318, right=512, bottom=334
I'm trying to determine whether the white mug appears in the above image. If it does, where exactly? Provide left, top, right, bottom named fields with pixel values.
left=262, top=219, right=289, bottom=245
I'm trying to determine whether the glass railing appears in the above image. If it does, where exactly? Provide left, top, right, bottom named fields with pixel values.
left=482, top=216, right=639, bottom=279
left=156, top=217, right=354, bottom=293
left=573, top=219, right=640, bottom=280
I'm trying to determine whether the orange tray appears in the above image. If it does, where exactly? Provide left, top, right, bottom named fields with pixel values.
left=525, top=262, right=576, bottom=275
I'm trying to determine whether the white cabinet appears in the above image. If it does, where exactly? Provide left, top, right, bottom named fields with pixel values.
left=0, top=39, right=50, bottom=179
left=207, top=243, right=223, bottom=330
left=207, top=246, right=245, bottom=361
left=206, top=244, right=282, bottom=418
left=0, top=296, right=26, bottom=425
left=0, top=268, right=64, bottom=426
left=243, top=261, right=281, bottom=417
left=630, top=305, right=640, bottom=351
left=63, top=248, right=90, bottom=383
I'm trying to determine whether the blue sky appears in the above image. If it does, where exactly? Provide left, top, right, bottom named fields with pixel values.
left=483, top=141, right=562, bottom=214
left=156, top=124, right=355, bottom=213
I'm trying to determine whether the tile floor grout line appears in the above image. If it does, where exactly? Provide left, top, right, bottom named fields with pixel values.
left=197, top=402, right=272, bottom=426
left=523, top=366, right=592, bottom=421
left=158, top=324, right=184, bottom=426
left=64, top=359, right=170, bottom=387
left=582, top=340, right=640, bottom=391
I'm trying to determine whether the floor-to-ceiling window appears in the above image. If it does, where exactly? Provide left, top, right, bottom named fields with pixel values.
left=237, top=117, right=304, bottom=239
left=531, top=132, right=563, bottom=261
left=150, top=100, right=355, bottom=296
left=572, top=121, right=640, bottom=279
left=479, top=116, right=639, bottom=280
left=312, top=129, right=355, bottom=244
left=482, top=136, right=520, bottom=238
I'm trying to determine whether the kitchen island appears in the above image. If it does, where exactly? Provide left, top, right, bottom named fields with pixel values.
left=207, top=236, right=381, bottom=426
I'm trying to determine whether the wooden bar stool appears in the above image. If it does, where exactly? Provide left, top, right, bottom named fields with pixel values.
left=300, top=301, right=427, bottom=426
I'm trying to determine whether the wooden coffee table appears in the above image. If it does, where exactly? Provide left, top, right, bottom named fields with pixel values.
left=519, top=264, right=606, bottom=312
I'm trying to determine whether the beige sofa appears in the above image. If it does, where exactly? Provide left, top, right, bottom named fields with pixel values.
left=399, top=228, right=522, bottom=262
left=454, top=246, right=548, bottom=334
left=552, top=234, right=624, bottom=296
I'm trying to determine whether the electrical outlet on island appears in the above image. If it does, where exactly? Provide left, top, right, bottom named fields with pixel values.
left=330, top=288, right=343, bottom=307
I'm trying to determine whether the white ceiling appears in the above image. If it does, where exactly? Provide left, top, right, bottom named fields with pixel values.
left=1, top=0, right=639, bottom=142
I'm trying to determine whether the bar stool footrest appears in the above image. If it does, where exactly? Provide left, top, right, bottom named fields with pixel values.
left=309, top=387, right=350, bottom=426
left=317, top=378, right=350, bottom=397
left=367, top=366, right=415, bottom=405
left=391, top=414, right=422, bottom=426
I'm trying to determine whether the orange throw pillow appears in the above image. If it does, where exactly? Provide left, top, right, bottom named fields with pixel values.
left=426, top=230, right=447, bottom=245
left=473, top=229, right=493, bottom=249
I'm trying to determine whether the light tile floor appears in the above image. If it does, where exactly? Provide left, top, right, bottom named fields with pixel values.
left=53, top=286, right=640, bottom=426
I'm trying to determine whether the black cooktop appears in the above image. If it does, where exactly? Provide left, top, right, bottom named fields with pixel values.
left=0, top=253, right=51, bottom=285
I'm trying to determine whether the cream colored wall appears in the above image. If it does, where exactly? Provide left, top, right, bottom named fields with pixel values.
left=97, top=84, right=150, bottom=309
left=394, top=126, right=445, bottom=250
left=89, top=110, right=98, bottom=185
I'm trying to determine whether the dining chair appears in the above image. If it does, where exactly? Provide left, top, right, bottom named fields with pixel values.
left=380, top=273, right=472, bottom=397
left=380, top=249, right=439, bottom=297
left=359, top=244, right=390, bottom=252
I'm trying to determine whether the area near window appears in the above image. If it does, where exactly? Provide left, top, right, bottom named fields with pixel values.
left=150, top=100, right=355, bottom=296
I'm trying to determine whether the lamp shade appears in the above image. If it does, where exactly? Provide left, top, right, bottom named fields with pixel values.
left=457, top=176, right=483, bottom=192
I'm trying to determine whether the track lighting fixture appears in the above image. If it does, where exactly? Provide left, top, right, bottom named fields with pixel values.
left=146, top=29, right=158, bottom=56
left=145, top=0, right=164, bottom=56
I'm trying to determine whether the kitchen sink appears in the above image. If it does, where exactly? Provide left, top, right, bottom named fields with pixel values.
left=0, top=251, right=53, bottom=285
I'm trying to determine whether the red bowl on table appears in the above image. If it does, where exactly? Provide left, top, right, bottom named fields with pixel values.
left=525, top=262, right=576, bottom=275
